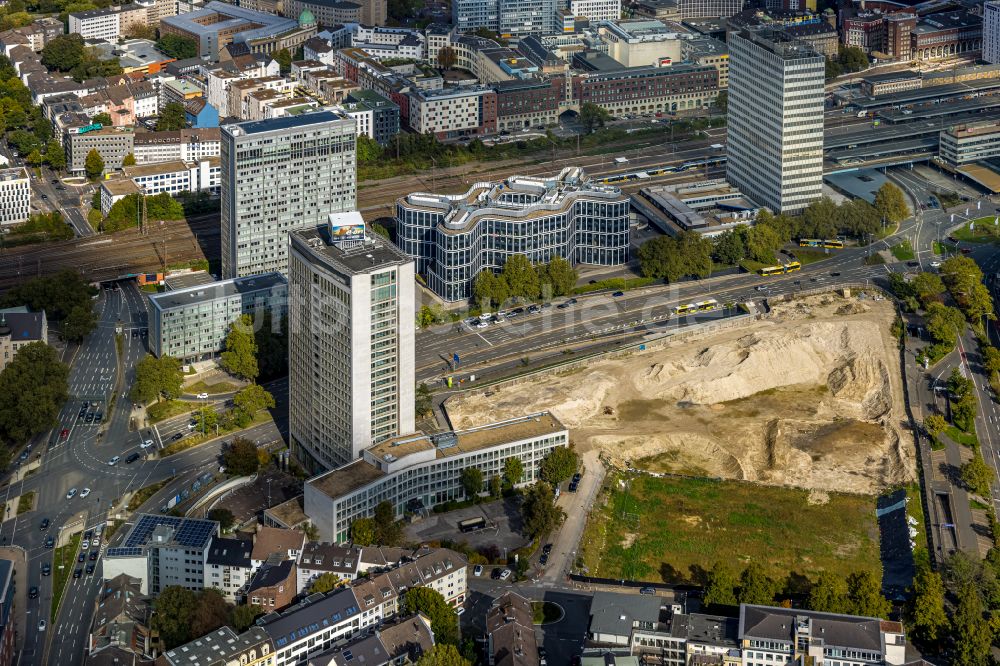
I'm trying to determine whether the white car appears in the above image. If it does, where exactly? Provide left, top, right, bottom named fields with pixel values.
left=476, top=321, right=489, bottom=329
left=455, top=607, right=466, bottom=616
left=108, top=455, right=120, bottom=466
left=499, top=569, right=512, bottom=580
left=81, top=539, right=90, bottom=550
left=473, top=565, right=483, bottom=577
left=930, top=261, right=941, bottom=268
left=37, top=620, right=46, bottom=632
left=80, top=488, right=91, bottom=498
left=196, top=392, right=209, bottom=399
left=141, top=439, right=153, bottom=448
left=66, top=488, right=77, bottom=499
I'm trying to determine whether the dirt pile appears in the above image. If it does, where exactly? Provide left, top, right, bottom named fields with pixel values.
left=447, top=293, right=914, bottom=495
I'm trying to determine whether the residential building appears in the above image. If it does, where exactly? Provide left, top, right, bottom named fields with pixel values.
left=570, top=0, right=620, bottom=23
left=738, top=604, right=906, bottom=666
left=681, top=37, right=728, bottom=88
left=159, top=627, right=275, bottom=666
left=247, top=559, right=298, bottom=611
left=102, top=514, right=219, bottom=595
left=494, top=75, right=565, bottom=131
left=220, top=110, right=357, bottom=278
left=589, top=591, right=664, bottom=646
left=87, top=574, right=155, bottom=662
left=304, top=412, right=568, bottom=543
left=574, top=63, right=719, bottom=115
left=296, top=542, right=362, bottom=594
left=0, top=167, right=29, bottom=227
left=986, top=0, right=1000, bottom=64
left=250, top=526, right=306, bottom=570
left=185, top=98, right=220, bottom=128
left=0, top=560, right=13, bottom=666
left=343, top=89, right=400, bottom=146
left=308, top=615, right=434, bottom=666
left=287, top=219, right=415, bottom=473
left=940, top=120, right=1000, bottom=165
left=395, top=167, right=628, bottom=302
left=65, top=125, right=135, bottom=176
left=0, top=308, right=48, bottom=373
left=407, top=86, right=497, bottom=139
left=205, top=536, right=254, bottom=602
left=147, top=272, right=287, bottom=364
left=284, top=0, right=364, bottom=28
left=452, top=0, right=558, bottom=37
left=68, top=7, right=121, bottom=42
left=160, top=1, right=317, bottom=58
left=98, top=177, right=142, bottom=217
left=133, top=128, right=221, bottom=164
left=726, top=27, right=823, bottom=213
left=487, top=592, right=539, bottom=666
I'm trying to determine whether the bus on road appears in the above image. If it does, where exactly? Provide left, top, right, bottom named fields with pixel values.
left=758, top=262, right=801, bottom=276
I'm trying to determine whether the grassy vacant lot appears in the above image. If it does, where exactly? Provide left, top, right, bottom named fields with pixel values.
left=579, top=474, right=879, bottom=589
left=793, top=248, right=832, bottom=265
left=946, top=425, right=978, bottom=448
left=184, top=380, right=238, bottom=395
left=890, top=240, right=915, bottom=261
left=147, top=399, right=199, bottom=423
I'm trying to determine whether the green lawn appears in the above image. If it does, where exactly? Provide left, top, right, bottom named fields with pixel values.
left=952, top=219, right=1000, bottom=243
left=904, top=483, right=928, bottom=554
left=184, top=380, right=238, bottom=395
left=16, top=491, right=34, bottom=515
left=579, top=474, right=879, bottom=590
left=890, top=240, right=915, bottom=261
left=51, top=532, right=81, bottom=622
left=146, top=399, right=198, bottom=424
left=127, top=479, right=170, bottom=512
left=933, top=240, right=957, bottom=256
left=945, top=425, right=978, bottom=448
left=793, top=249, right=832, bottom=265
left=531, top=601, right=563, bottom=624
left=158, top=410, right=273, bottom=458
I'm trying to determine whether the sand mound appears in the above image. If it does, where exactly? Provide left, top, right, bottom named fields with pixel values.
left=448, top=293, right=914, bottom=495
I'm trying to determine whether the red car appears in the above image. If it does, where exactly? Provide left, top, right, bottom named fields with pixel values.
left=60, top=429, right=69, bottom=439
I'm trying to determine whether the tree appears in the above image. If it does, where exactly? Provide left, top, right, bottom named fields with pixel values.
left=912, top=272, right=945, bottom=308
left=984, top=346, right=1000, bottom=376
left=923, top=413, right=947, bottom=439
left=156, top=102, right=187, bottom=131
left=459, top=466, right=483, bottom=498
left=712, top=229, right=745, bottom=266
left=92, top=112, right=112, bottom=126
left=953, top=391, right=978, bottom=434
left=402, top=587, right=460, bottom=645
left=274, top=48, right=292, bottom=73
left=25, top=148, right=43, bottom=167
left=503, top=457, right=524, bottom=487
left=155, top=34, right=198, bottom=60
left=232, top=384, right=275, bottom=421
left=374, top=500, right=402, bottom=545
left=538, top=256, right=577, bottom=298
left=838, top=45, right=869, bottom=72
left=908, top=558, right=948, bottom=643
left=489, top=474, right=502, bottom=498
left=962, top=454, right=993, bottom=498
left=520, top=482, right=563, bottom=540
left=800, top=197, right=840, bottom=239
left=230, top=604, right=263, bottom=632
left=437, top=46, right=457, bottom=70
left=190, top=588, right=231, bottom=638
left=637, top=232, right=713, bottom=282
left=539, top=447, right=578, bottom=485
left=129, top=354, right=182, bottom=403
left=122, top=152, right=136, bottom=167
left=579, top=102, right=611, bottom=133
left=702, top=562, right=738, bottom=607
left=501, top=254, right=539, bottom=301
left=737, top=563, right=779, bottom=606
left=351, top=517, right=376, bottom=545
left=1, top=270, right=95, bottom=321
left=952, top=582, right=993, bottom=666
left=472, top=270, right=502, bottom=309
left=714, top=89, right=727, bottom=112
left=807, top=573, right=849, bottom=613
left=924, top=302, right=965, bottom=347
left=415, top=383, right=433, bottom=418
left=84, top=148, right=104, bottom=179
left=125, top=22, right=157, bottom=40
left=825, top=58, right=843, bottom=81
left=207, top=508, right=235, bottom=531
left=41, top=34, right=85, bottom=71
left=940, top=256, right=994, bottom=322
left=309, top=572, right=343, bottom=594
left=222, top=437, right=260, bottom=476
left=356, top=134, right=382, bottom=164
left=45, top=139, right=65, bottom=170
left=152, top=586, right=198, bottom=648
left=220, top=315, right=259, bottom=381
left=845, top=571, right=890, bottom=618
left=416, top=644, right=471, bottom=666
left=873, top=182, right=908, bottom=224
left=0, top=342, right=68, bottom=445
left=62, top=304, right=97, bottom=342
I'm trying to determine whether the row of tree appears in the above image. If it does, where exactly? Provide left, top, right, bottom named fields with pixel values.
left=0, top=55, right=58, bottom=162
left=472, top=255, right=579, bottom=309
left=101, top=192, right=186, bottom=232
left=40, top=34, right=122, bottom=82
left=2, top=270, right=97, bottom=342
left=703, top=561, right=890, bottom=617
left=219, top=313, right=289, bottom=383
left=0, top=342, right=67, bottom=453
left=153, top=586, right=263, bottom=649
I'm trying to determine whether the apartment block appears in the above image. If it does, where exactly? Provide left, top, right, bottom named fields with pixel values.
left=408, top=86, right=497, bottom=139
left=220, top=110, right=357, bottom=278
left=0, top=168, right=29, bottom=227
left=122, top=158, right=220, bottom=197
left=68, top=7, right=121, bottom=42
left=342, top=89, right=399, bottom=146
left=205, top=536, right=254, bottom=602
left=726, top=27, right=823, bottom=213
left=147, top=272, right=287, bottom=364
left=0, top=308, right=47, bottom=374
left=287, top=218, right=415, bottom=473
left=305, top=412, right=568, bottom=543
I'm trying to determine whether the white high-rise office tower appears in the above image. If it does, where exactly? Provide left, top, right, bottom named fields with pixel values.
left=984, top=1, right=1000, bottom=65
left=726, top=27, right=824, bottom=214
left=220, top=110, right=357, bottom=279
left=288, top=215, right=416, bottom=473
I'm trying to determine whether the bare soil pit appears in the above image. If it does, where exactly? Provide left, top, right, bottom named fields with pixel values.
left=448, top=293, right=914, bottom=495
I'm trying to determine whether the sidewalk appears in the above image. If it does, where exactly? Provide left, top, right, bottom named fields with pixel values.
left=0, top=547, right=26, bottom=660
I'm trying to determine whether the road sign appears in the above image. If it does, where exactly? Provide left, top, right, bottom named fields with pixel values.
left=453, top=353, right=460, bottom=366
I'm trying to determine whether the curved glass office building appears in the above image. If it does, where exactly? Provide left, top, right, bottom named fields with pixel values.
left=395, top=167, right=630, bottom=302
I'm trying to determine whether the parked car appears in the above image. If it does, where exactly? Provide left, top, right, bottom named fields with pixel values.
left=65, top=488, right=77, bottom=499
left=80, top=488, right=91, bottom=498
left=108, top=455, right=120, bottom=466
left=499, top=569, right=512, bottom=580
left=640, top=586, right=656, bottom=595
left=126, top=452, right=141, bottom=464
left=612, top=291, right=624, bottom=297
left=473, top=565, right=483, bottom=577
left=141, top=439, right=153, bottom=448
left=171, top=433, right=183, bottom=441
left=196, top=392, right=209, bottom=399
left=539, top=553, right=548, bottom=565
left=542, top=543, right=553, bottom=554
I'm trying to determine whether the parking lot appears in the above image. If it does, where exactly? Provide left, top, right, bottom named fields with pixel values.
left=404, top=497, right=529, bottom=555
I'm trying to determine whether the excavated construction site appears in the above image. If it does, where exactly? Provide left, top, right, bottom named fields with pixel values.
left=447, top=292, right=915, bottom=495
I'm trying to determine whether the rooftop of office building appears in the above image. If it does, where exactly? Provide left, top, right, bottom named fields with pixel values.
left=147, top=272, right=287, bottom=311
left=0, top=167, right=27, bottom=182
left=106, top=514, right=217, bottom=558
left=222, top=108, right=351, bottom=137
left=291, top=215, right=412, bottom=277
left=400, top=167, right=625, bottom=234
left=732, top=26, right=822, bottom=60
left=308, top=412, right=566, bottom=499
left=943, top=120, right=1000, bottom=139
